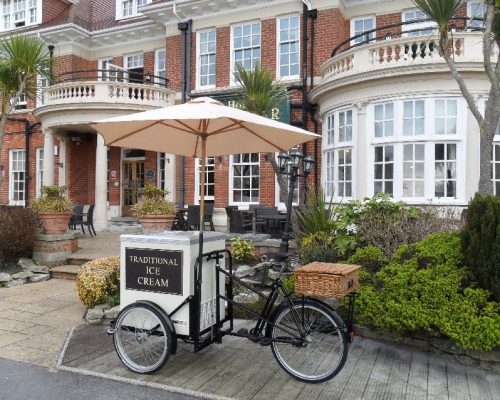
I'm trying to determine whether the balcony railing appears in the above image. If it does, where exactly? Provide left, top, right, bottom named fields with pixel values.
left=320, top=32, right=488, bottom=85
left=41, top=69, right=173, bottom=108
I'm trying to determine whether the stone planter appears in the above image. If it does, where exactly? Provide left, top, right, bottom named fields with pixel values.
left=139, top=214, right=175, bottom=233
left=37, top=212, right=72, bottom=234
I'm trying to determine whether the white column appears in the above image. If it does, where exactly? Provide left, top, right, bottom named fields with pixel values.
left=42, top=128, right=55, bottom=186
left=58, top=136, right=67, bottom=188
left=94, top=134, right=108, bottom=230
left=164, top=153, right=176, bottom=203
left=356, top=102, right=368, bottom=199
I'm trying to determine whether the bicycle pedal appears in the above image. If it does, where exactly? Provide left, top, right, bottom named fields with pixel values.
left=237, top=328, right=249, bottom=335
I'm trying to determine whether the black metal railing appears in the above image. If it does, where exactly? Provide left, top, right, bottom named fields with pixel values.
left=53, top=69, right=169, bottom=87
left=332, top=16, right=484, bottom=57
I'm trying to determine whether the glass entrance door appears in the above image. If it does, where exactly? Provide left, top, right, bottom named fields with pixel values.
left=122, top=160, right=145, bottom=216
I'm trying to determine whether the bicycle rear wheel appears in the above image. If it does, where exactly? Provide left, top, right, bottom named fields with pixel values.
left=113, top=303, right=172, bottom=374
left=268, top=299, right=348, bottom=383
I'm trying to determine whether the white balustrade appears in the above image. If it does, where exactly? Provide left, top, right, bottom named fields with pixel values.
left=321, top=32, right=486, bottom=84
left=43, top=81, right=173, bottom=108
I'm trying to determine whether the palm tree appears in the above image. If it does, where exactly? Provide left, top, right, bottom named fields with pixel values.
left=0, top=35, right=52, bottom=190
left=412, top=0, right=500, bottom=195
left=234, top=63, right=291, bottom=201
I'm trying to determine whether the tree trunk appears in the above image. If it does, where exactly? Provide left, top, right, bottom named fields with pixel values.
left=479, top=132, right=494, bottom=195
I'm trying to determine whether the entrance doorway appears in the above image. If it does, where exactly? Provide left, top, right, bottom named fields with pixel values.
left=122, top=160, right=145, bottom=216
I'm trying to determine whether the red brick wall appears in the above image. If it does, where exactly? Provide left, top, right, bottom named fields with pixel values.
left=67, top=135, right=95, bottom=205
left=216, top=26, right=230, bottom=87
left=376, top=12, right=402, bottom=39
left=0, top=116, right=61, bottom=205
left=43, top=0, right=70, bottom=25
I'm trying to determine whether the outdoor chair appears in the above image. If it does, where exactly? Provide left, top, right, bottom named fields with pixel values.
left=187, top=204, right=216, bottom=231
left=226, top=207, right=253, bottom=234
left=83, top=205, right=96, bottom=237
left=69, top=204, right=85, bottom=234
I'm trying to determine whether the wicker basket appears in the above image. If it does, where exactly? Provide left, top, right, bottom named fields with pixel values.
left=294, top=262, right=361, bottom=298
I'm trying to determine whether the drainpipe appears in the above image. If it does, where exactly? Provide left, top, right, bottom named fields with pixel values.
left=308, top=8, right=318, bottom=189
left=8, top=118, right=41, bottom=207
left=175, top=1, right=192, bottom=207
left=301, top=1, right=309, bottom=198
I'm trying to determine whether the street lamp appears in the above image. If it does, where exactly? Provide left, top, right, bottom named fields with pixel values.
left=277, top=150, right=314, bottom=255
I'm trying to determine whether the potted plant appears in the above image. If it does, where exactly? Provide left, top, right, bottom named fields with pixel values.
left=30, top=185, right=73, bottom=234
left=131, top=184, right=176, bottom=233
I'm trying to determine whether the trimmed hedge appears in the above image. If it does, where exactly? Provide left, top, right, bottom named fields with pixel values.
left=356, top=232, right=500, bottom=351
left=461, top=193, right=500, bottom=301
left=76, top=256, right=120, bottom=308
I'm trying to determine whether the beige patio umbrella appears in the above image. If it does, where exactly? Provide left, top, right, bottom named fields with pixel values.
left=92, top=97, right=320, bottom=263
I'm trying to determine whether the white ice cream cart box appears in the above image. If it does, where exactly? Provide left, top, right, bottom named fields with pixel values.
left=120, top=231, right=226, bottom=336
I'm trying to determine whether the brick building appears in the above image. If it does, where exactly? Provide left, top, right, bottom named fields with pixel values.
left=0, top=0, right=495, bottom=229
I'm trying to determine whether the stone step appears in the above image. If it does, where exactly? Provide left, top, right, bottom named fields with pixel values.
left=50, top=264, right=81, bottom=280
left=66, top=257, right=93, bottom=266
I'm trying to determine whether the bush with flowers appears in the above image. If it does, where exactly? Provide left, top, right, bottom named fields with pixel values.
left=76, top=256, right=120, bottom=308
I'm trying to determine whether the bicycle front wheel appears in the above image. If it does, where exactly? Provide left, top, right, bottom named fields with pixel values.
left=113, top=303, right=172, bottom=374
left=268, top=299, right=348, bottom=383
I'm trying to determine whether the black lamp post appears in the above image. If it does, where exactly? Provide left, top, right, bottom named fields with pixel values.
left=47, top=45, right=54, bottom=86
left=277, top=149, right=314, bottom=255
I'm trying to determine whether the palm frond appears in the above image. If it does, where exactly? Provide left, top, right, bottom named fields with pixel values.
left=412, top=0, right=466, bottom=46
left=234, top=63, right=288, bottom=117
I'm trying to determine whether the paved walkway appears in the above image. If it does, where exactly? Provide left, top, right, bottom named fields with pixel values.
left=0, top=279, right=85, bottom=368
left=0, top=233, right=499, bottom=399
left=61, top=322, right=500, bottom=400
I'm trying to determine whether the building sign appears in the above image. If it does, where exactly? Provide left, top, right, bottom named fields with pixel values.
left=145, top=169, right=155, bottom=180
left=125, top=248, right=183, bottom=295
left=211, top=93, right=290, bottom=125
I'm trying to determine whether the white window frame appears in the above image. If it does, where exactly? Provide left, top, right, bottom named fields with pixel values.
left=98, top=58, right=119, bottom=82
left=230, top=20, right=261, bottom=86
left=276, top=14, right=300, bottom=80
left=115, top=0, right=150, bottom=20
left=9, top=148, right=25, bottom=205
left=403, top=100, right=425, bottom=136
left=434, top=99, right=458, bottom=135
left=402, top=8, right=437, bottom=37
left=350, top=15, right=375, bottom=46
left=374, top=102, right=394, bottom=138
left=229, top=153, right=260, bottom=205
left=1, top=0, right=41, bottom=32
left=322, top=107, right=356, bottom=201
left=493, top=142, right=500, bottom=196
left=373, top=144, right=395, bottom=196
left=468, top=0, right=486, bottom=29
left=36, top=72, right=49, bottom=107
left=402, top=143, right=425, bottom=198
left=196, top=29, right=216, bottom=89
left=367, top=96, right=466, bottom=203
left=154, top=48, right=166, bottom=86
left=434, top=142, right=458, bottom=199
left=35, top=147, right=43, bottom=198
left=124, top=52, right=143, bottom=70
left=194, top=157, right=215, bottom=203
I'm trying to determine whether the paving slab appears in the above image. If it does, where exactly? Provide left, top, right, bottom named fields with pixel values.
left=59, top=323, right=500, bottom=400
left=0, top=279, right=85, bottom=368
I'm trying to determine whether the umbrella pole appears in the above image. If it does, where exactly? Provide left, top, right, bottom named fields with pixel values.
left=195, top=136, right=206, bottom=348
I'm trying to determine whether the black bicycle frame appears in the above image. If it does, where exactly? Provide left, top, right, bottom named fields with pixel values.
left=171, top=249, right=353, bottom=353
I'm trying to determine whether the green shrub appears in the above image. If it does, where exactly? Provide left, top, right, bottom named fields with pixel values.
left=0, top=206, right=41, bottom=265
left=30, top=185, right=73, bottom=213
left=76, top=256, right=120, bottom=308
left=347, top=246, right=389, bottom=275
left=461, top=193, right=500, bottom=301
left=231, top=237, right=256, bottom=262
left=299, top=232, right=338, bottom=264
left=281, top=274, right=295, bottom=294
left=131, top=184, right=176, bottom=216
left=295, top=189, right=335, bottom=239
left=356, top=232, right=500, bottom=351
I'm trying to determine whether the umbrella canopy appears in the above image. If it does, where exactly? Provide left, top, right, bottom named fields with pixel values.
left=93, top=96, right=320, bottom=271
left=92, top=97, right=319, bottom=158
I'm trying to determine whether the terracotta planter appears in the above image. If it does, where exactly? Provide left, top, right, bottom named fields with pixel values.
left=139, top=214, right=175, bottom=233
left=38, top=212, right=72, bottom=234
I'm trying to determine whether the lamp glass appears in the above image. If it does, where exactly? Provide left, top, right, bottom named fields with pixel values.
left=277, top=152, right=289, bottom=170
left=290, top=150, right=303, bottom=168
left=303, top=156, right=314, bottom=174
